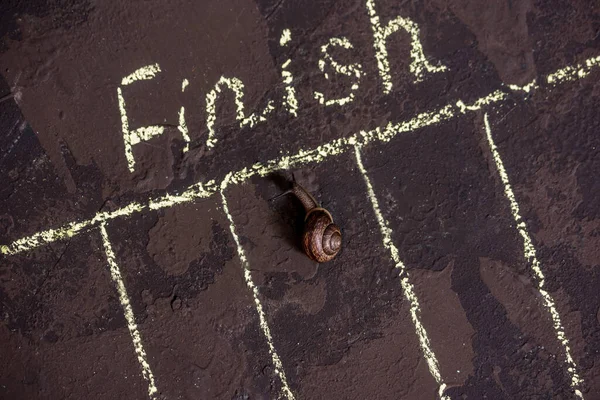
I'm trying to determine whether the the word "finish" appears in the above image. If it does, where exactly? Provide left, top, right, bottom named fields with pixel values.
left=117, top=0, right=446, bottom=173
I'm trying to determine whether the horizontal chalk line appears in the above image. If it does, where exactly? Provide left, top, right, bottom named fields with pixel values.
left=2, top=55, right=599, bottom=256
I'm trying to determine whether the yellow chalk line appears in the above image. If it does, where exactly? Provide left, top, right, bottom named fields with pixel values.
left=220, top=175, right=296, bottom=400
left=547, top=55, right=600, bottom=85
left=1, top=182, right=216, bottom=255
left=223, top=90, right=505, bottom=187
left=483, top=114, right=584, bottom=398
left=508, top=80, right=538, bottom=94
left=354, top=145, right=450, bottom=400
left=2, top=55, right=600, bottom=256
left=99, top=223, right=158, bottom=399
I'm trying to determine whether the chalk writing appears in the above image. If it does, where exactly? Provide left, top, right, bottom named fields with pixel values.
left=280, top=30, right=298, bottom=117
left=116, top=1, right=452, bottom=169
left=205, top=77, right=275, bottom=148
left=119, top=64, right=191, bottom=172
left=365, top=0, right=447, bottom=94
left=121, top=64, right=161, bottom=86
left=313, top=37, right=363, bottom=106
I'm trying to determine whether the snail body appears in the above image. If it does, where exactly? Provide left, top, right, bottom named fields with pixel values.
left=290, top=182, right=342, bottom=263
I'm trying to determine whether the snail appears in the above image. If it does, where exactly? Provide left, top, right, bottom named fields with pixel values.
left=272, top=178, right=342, bottom=263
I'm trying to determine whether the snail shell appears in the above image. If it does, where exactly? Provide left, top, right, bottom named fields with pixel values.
left=291, top=183, right=342, bottom=263
left=302, top=208, right=342, bottom=262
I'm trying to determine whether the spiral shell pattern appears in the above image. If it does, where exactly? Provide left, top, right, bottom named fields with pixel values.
left=302, top=209, right=342, bottom=262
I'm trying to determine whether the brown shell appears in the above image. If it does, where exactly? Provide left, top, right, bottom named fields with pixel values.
left=302, top=209, right=342, bottom=262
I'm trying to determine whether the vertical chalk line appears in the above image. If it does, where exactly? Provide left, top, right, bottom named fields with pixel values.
left=483, top=113, right=584, bottom=398
left=353, top=145, right=449, bottom=400
left=99, top=223, right=159, bottom=399
left=220, top=175, right=295, bottom=400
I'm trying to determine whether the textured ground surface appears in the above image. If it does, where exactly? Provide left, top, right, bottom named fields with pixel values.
left=1, top=0, right=599, bottom=399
